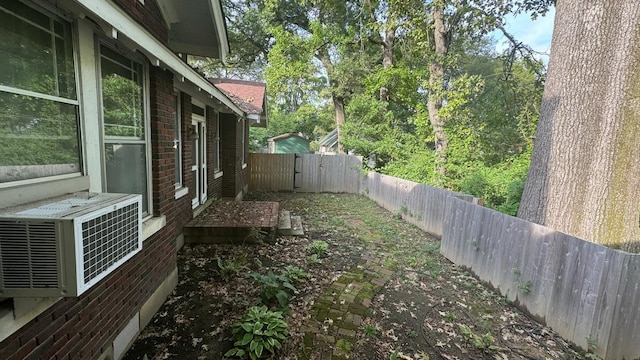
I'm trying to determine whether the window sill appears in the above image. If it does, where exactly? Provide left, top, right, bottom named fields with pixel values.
left=142, top=215, right=166, bottom=241
left=174, top=186, right=189, bottom=199
left=214, top=171, right=223, bottom=179
left=242, top=163, right=247, bottom=169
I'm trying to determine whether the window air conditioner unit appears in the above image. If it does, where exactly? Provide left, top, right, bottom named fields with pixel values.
left=0, top=193, right=142, bottom=297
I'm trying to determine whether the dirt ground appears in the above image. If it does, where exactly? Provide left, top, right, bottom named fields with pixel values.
left=123, top=193, right=591, bottom=360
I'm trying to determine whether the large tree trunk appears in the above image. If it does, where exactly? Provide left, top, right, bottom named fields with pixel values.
left=428, top=4, right=448, bottom=180
left=380, top=26, right=396, bottom=102
left=518, top=1, right=640, bottom=252
left=319, top=53, right=347, bottom=154
left=333, top=95, right=346, bottom=153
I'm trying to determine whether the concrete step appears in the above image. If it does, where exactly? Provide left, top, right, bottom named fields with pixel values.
left=291, top=215, right=304, bottom=236
left=278, top=210, right=292, bottom=236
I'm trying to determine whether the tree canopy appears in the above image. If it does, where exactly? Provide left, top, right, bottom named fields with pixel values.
left=199, top=0, right=553, bottom=217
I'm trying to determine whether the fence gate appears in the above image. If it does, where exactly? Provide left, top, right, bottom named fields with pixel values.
left=248, top=153, right=296, bottom=191
left=249, top=153, right=363, bottom=193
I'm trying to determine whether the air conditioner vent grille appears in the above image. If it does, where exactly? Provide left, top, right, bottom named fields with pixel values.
left=0, top=221, right=58, bottom=288
left=81, top=202, right=139, bottom=284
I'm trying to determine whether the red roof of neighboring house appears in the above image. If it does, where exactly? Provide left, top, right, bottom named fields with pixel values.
left=209, top=78, right=266, bottom=115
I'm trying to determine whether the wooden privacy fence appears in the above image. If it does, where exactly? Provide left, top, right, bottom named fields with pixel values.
left=248, top=153, right=296, bottom=191
left=363, top=173, right=640, bottom=360
left=248, top=154, right=640, bottom=359
left=248, top=153, right=362, bottom=193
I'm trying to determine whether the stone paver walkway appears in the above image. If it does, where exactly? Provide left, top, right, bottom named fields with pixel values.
left=300, top=251, right=395, bottom=359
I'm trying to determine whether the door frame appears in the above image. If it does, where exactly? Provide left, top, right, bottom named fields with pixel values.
left=191, top=111, right=207, bottom=208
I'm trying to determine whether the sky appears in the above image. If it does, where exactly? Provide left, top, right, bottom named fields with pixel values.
left=493, top=8, right=556, bottom=63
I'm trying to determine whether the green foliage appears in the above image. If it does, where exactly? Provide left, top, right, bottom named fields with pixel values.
left=459, top=324, right=496, bottom=350
left=248, top=271, right=297, bottom=308
left=586, top=335, right=598, bottom=351
left=390, top=350, right=399, bottom=360
left=208, top=0, right=551, bottom=219
left=335, top=339, right=353, bottom=354
left=306, top=240, right=329, bottom=257
left=519, top=280, right=533, bottom=294
left=281, top=265, right=309, bottom=284
left=225, top=306, right=288, bottom=359
left=362, top=324, right=379, bottom=337
left=217, top=257, right=249, bottom=282
left=307, top=254, right=321, bottom=264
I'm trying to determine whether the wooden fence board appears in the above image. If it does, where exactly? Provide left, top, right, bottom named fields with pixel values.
left=248, top=153, right=295, bottom=191
left=251, top=153, right=363, bottom=193
left=440, top=196, right=634, bottom=359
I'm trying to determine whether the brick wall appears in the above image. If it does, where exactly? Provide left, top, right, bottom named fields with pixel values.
left=220, top=114, right=249, bottom=197
left=206, top=107, right=223, bottom=200
left=220, top=113, right=241, bottom=198
left=179, top=92, right=195, bottom=211
left=112, top=0, right=168, bottom=44
left=0, top=67, right=191, bottom=360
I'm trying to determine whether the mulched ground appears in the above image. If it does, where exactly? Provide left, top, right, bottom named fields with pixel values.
left=123, top=193, right=590, bottom=360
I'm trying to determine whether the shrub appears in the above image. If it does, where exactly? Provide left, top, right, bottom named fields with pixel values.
left=225, top=306, right=288, bottom=359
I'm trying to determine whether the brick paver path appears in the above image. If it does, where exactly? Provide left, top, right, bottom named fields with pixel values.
left=300, top=251, right=395, bottom=359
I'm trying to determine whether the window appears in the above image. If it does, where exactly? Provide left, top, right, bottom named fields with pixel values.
left=99, top=44, right=150, bottom=214
left=0, top=1, right=80, bottom=185
left=173, top=92, right=182, bottom=188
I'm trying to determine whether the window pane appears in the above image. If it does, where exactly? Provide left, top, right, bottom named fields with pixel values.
left=104, top=143, right=148, bottom=214
left=0, top=92, right=80, bottom=183
left=101, top=47, right=144, bottom=138
left=0, top=3, right=76, bottom=99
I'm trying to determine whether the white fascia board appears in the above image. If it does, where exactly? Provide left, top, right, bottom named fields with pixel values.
left=73, top=0, right=243, bottom=117
left=209, top=0, right=229, bottom=63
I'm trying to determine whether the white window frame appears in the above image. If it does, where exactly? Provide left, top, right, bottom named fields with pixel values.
left=98, top=41, right=152, bottom=216
left=213, top=110, right=223, bottom=178
left=0, top=1, right=82, bottom=189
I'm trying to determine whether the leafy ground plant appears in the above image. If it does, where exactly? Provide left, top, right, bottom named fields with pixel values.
left=306, top=240, right=328, bottom=256
left=218, top=257, right=248, bottom=281
left=281, top=265, right=309, bottom=283
left=225, top=305, right=288, bottom=359
left=248, top=271, right=297, bottom=308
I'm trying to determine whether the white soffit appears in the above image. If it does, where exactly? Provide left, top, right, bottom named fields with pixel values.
left=72, top=0, right=242, bottom=116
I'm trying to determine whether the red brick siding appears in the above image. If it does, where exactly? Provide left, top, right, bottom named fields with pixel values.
left=206, top=107, right=223, bottom=200
left=220, top=114, right=248, bottom=198
left=0, top=67, right=194, bottom=360
left=112, top=0, right=168, bottom=45
left=176, top=92, right=194, bottom=225
left=0, top=231, right=176, bottom=360
left=150, top=68, right=176, bottom=217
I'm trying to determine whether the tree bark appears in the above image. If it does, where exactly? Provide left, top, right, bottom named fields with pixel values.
left=319, top=52, right=346, bottom=153
left=380, top=25, right=396, bottom=102
left=428, top=4, right=448, bottom=180
left=518, top=1, right=640, bottom=252
left=333, top=95, right=346, bottom=153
